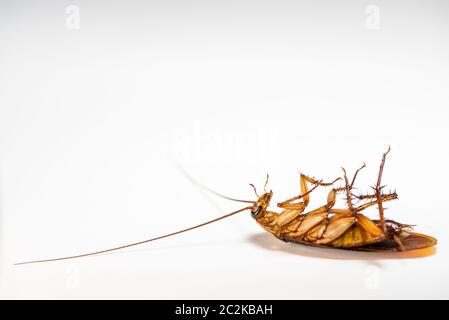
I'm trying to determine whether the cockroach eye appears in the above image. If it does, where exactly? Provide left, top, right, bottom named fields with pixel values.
left=251, top=206, right=262, bottom=219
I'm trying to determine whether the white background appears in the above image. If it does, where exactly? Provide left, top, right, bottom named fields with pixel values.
left=1, top=0, right=448, bottom=299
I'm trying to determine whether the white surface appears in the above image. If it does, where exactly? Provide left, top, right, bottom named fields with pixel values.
left=1, top=1, right=448, bottom=299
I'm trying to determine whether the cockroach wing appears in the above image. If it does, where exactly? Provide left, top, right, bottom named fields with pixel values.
left=352, top=232, right=437, bottom=252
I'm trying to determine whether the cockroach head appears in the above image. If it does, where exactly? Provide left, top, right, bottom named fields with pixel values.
left=249, top=174, right=272, bottom=218
left=251, top=190, right=273, bottom=219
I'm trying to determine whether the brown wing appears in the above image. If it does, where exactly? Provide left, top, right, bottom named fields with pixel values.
left=329, top=222, right=384, bottom=247
left=283, top=232, right=436, bottom=253
left=349, top=232, right=437, bottom=252
left=283, top=222, right=383, bottom=247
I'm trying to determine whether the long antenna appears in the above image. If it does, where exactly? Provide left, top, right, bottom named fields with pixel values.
left=15, top=206, right=252, bottom=265
left=177, top=165, right=255, bottom=204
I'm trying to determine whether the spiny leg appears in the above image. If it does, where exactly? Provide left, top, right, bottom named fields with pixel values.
left=341, top=167, right=355, bottom=215
left=350, top=162, right=366, bottom=188
left=328, top=191, right=397, bottom=216
left=334, top=163, right=367, bottom=217
left=277, top=174, right=340, bottom=209
left=354, top=190, right=397, bottom=202
left=275, top=175, right=339, bottom=227
left=301, top=174, right=341, bottom=187
left=282, top=187, right=341, bottom=238
left=277, top=184, right=319, bottom=210
left=354, top=193, right=398, bottom=212
left=274, top=174, right=314, bottom=226
left=280, top=170, right=355, bottom=237
left=298, top=173, right=316, bottom=207
left=376, top=146, right=391, bottom=234
left=328, top=188, right=355, bottom=216
left=297, top=187, right=340, bottom=216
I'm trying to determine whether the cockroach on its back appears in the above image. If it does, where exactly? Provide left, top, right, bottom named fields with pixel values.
left=251, top=146, right=436, bottom=252
left=15, top=147, right=436, bottom=265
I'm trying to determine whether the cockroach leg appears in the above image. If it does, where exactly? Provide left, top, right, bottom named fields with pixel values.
left=277, top=184, right=319, bottom=209
left=278, top=174, right=340, bottom=209
left=375, top=146, right=391, bottom=233
left=297, top=188, right=339, bottom=217
left=275, top=174, right=339, bottom=226
left=350, top=162, right=366, bottom=188
left=342, top=162, right=367, bottom=213
left=341, top=167, right=355, bottom=214
left=301, top=174, right=341, bottom=187
left=393, top=234, right=405, bottom=251
left=299, top=174, right=314, bottom=207
left=354, top=193, right=398, bottom=212
left=355, top=191, right=398, bottom=202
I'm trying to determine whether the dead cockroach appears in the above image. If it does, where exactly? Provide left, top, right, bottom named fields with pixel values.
left=15, top=147, right=436, bottom=265
left=253, top=147, right=436, bottom=252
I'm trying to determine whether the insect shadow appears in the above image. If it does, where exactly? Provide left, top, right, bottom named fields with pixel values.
left=247, top=233, right=436, bottom=260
